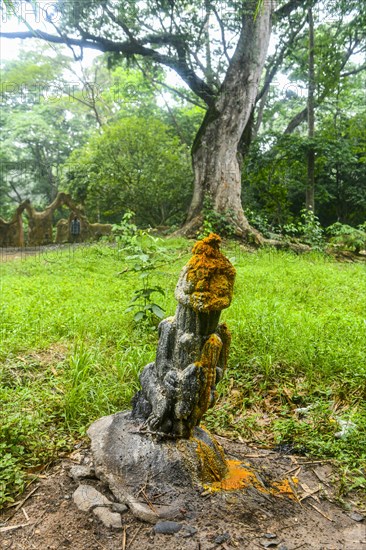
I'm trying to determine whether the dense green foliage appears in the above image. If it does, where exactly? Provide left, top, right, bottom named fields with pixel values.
left=64, top=117, right=192, bottom=226
left=1, top=1, right=365, bottom=234
left=1, top=239, right=365, bottom=506
left=0, top=48, right=96, bottom=214
left=243, top=73, right=366, bottom=228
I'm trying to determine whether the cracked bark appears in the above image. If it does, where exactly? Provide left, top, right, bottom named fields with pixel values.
left=184, top=3, right=273, bottom=243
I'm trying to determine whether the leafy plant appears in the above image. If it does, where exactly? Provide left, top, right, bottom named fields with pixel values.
left=125, top=283, right=166, bottom=323
left=244, top=208, right=271, bottom=238
left=326, top=223, right=366, bottom=254
left=198, top=195, right=235, bottom=238
left=112, top=210, right=137, bottom=241
left=0, top=443, right=26, bottom=505
left=282, top=208, right=324, bottom=249
left=122, top=229, right=168, bottom=324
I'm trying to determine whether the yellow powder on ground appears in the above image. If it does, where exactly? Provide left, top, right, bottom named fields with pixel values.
left=271, top=478, right=298, bottom=500
left=203, top=459, right=299, bottom=500
left=204, top=460, right=262, bottom=492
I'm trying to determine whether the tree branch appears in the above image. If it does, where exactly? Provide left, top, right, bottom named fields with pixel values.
left=8, top=180, right=23, bottom=203
left=284, top=107, right=308, bottom=134
left=134, top=62, right=207, bottom=109
left=1, top=29, right=216, bottom=106
left=341, top=62, right=366, bottom=78
left=212, top=5, right=231, bottom=64
left=274, top=0, right=309, bottom=20
left=0, top=30, right=113, bottom=50
left=257, top=13, right=307, bottom=103
left=284, top=32, right=366, bottom=134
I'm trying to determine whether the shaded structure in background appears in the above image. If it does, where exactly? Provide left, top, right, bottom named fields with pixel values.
left=0, top=193, right=112, bottom=246
left=0, top=200, right=30, bottom=247
left=56, top=212, right=112, bottom=244
left=24, top=192, right=79, bottom=246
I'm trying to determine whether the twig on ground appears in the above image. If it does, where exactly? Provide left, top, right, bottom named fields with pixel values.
left=141, top=488, right=157, bottom=513
left=242, top=454, right=262, bottom=458
left=25, top=509, right=47, bottom=539
left=92, top=534, right=109, bottom=550
left=122, top=525, right=127, bottom=550
left=5, top=486, right=39, bottom=520
left=213, top=434, right=232, bottom=442
left=299, top=487, right=321, bottom=502
left=311, top=468, right=330, bottom=484
left=297, top=459, right=332, bottom=465
left=0, top=523, right=31, bottom=533
left=283, top=466, right=302, bottom=478
left=288, top=478, right=302, bottom=506
left=307, top=502, right=334, bottom=521
left=127, top=524, right=142, bottom=548
left=21, top=508, right=29, bottom=522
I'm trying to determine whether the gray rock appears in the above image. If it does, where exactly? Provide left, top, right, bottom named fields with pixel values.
left=111, top=503, right=128, bottom=514
left=73, top=485, right=111, bottom=512
left=153, top=521, right=183, bottom=534
left=349, top=512, right=365, bottom=522
left=93, top=506, right=122, bottom=529
left=214, top=532, right=230, bottom=544
left=88, top=411, right=228, bottom=522
left=179, top=525, right=197, bottom=538
left=69, top=464, right=95, bottom=482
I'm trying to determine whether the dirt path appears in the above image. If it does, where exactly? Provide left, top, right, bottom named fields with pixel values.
left=0, top=244, right=98, bottom=263
left=1, top=438, right=365, bottom=550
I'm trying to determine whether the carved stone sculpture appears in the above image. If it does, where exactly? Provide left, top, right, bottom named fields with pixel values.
left=56, top=213, right=112, bottom=244
left=132, top=233, right=236, bottom=438
left=0, top=201, right=28, bottom=247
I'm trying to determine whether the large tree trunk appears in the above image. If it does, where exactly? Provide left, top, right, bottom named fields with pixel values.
left=184, top=2, right=273, bottom=243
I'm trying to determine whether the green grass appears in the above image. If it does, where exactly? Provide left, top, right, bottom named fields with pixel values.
left=1, top=240, right=365, bottom=506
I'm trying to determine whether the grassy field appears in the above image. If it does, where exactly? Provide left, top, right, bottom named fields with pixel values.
left=1, top=238, right=365, bottom=506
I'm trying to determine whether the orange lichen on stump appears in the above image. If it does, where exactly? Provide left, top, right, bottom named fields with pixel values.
left=194, top=438, right=228, bottom=483
left=196, top=333, right=222, bottom=411
left=185, top=233, right=236, bottom=313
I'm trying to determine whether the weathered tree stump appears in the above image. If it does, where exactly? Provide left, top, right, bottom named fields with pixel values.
left=87, top=234, right=237, bottom=521
left=132, top=233, right=236, bottom=438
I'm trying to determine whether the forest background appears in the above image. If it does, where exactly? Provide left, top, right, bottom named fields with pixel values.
left=1, top=0, right=365, bottom=243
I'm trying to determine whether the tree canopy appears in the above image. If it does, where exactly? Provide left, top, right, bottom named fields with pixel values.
left=1, top=1, right=365, bottom=236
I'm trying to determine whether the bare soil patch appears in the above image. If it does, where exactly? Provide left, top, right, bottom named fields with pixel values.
left=1, top=438, right=365, bottom=550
